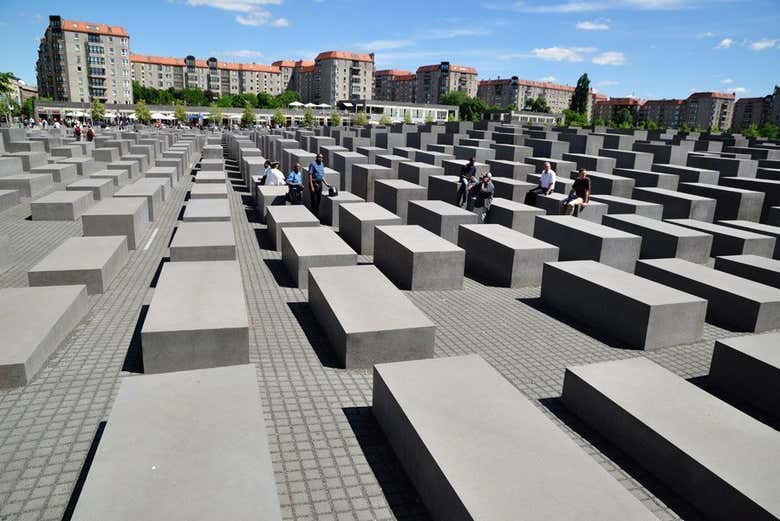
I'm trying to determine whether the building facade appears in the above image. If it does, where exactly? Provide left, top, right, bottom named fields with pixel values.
left=373, top=69, right=416, bottom=103
left=314, top=51, right=374, bottom=105
left=683, top=91, right=734, bottom=130
left=36, top=16, right=132, bottom=104
left=731, top=96, right=771, bottom=131
left=593, top=97, right=644, bottom=123
left=478, top=77, right=598, bottom=120
left=131, top=55, right=283, bottom=96
left=415, top=62, right=478, bottom=105
left=640, top=99, right=685, bottom=128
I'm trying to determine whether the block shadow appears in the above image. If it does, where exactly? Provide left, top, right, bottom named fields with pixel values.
left=149, top=257, right=170, bottom=288
left=263, top=258, right=295, bottom=288
left=121, top=304, right=148, bottom=374
left=176, top=205, right=186, bottom=221
left=538, top=397, right=705, bottom=521
left=167, top=226, right=177, bottom=247
left=687, top=375, right=779, bottom=430
left=517, top=297, right=627, bottom=350
left=342, top=406, right=431, bottom=521
left=61, top=421, right=107, bottom=521
left=253, top=228, right=273, bottom=249
left=287, top=301, right=340, bottom=368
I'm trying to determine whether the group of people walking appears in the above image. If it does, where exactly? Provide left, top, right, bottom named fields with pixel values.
left=259, top=153, right=333, bottom=217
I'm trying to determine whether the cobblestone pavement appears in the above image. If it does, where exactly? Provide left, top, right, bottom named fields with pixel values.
left=0, top=147, right=766, bottom=521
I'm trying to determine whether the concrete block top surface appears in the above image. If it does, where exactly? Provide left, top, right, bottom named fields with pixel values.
left=341, top=202, right=399, bottom=221
left=716, top=331, right=780, bottom=368
left=0, top=285, right=87, bottom=368
left=375, top=355, right=656, bottom=520
left=143, top=261, right=248, bottom=334
left=666, top=219, right=775, bottom=240
left=353, top=163, right=391, bottom=172
left=283, top=226, right=354, bottom=256
left=462, top=223, right=556, bottom=250
left=266, top=205, right=319, bottom=224
left=566, top=357, right=780, bottom=517
left=409, top=199, right=474, bottom=216
left=71, top=364, right=282, bottom=521
left=33, top=190, right=92, bottom=204
left=635, top=187, right=716, bottom=201
left=537, top=215, right=640, bottom=239
left=66, top=178, right=112, bottom=189
left=145, top=166, right=177, bottom=175
left=375, top=179, right=425, bottom=190
left=490, top=198, right=544, bottom=212
left=606, top=213, right=712, bottom=236
left=83, top=196, right=146, bottom=216
left=681, top=182, right=759, bottom=195
left=29, top=236, right=126, bottom=271
left=376, top=225, right=463, bottom=252
left=114, top=183, right=162, bottom=198
left=718, top=220, right=780, bottom=237
left=171, top=222, right=235, bottom=248
left=309, top=265, right=433, bottom=333
left=638, top=258, right=780, bottom=301
left=550, top=260, right=705, bottom=305
left=590, top=194, right=660, bottom=206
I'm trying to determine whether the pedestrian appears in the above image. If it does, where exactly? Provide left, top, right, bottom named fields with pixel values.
left=562, top=168, right=591, bottom=216
left=473, top=172, right=495, bottom=222
left=308, top=153, right=331, bottom=218
left=525, top=161, right=556, bottom=205
left=457, top=157, right=478, bottom=208
left=73, top=123, right=82, bottom=141
left=264, top=161, right=285, bottom=186
left=285, top=163, right=304, bottom=204
left=86, top=125, right=95, bottom=142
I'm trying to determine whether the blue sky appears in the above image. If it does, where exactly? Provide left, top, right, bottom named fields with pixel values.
left=1, top=0, right=778, bottom=100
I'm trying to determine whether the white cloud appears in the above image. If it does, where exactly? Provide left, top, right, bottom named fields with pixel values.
left=750, top=38, right=778, bottom=51
left=210, top=49, right=263, bottom=58
left=491, top=0, right=707, bottom=12
left=540, top=76, right=557, bottom=82
left=530, top=46, right=595, bottom=62
left=358, top=39, right=413, bottom=51
left=186, top=0, right=288, bottom=27
left=271, top=17, right=289, bottom=26
left=697, top=31, right=715, bottom=38
left=715, top=38, right=733, bottom=49
left=721, top=78, right=734, bottom=84
left=576, top=19, right=610, bottom=30
left=726, top=87, right=749, bottom=94
left=596, top=80, right=619, bottom=86
left=593, top=51, right=627, bottom=65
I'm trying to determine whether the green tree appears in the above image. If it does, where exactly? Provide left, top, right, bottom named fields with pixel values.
left=758, top=122, right=779, bottom=139
left=275, top=90, right=301, bottom=108
left=379, top=113, right=392, bottom=126
left=208, top=103, right=223, bottom=126
left=563, top=109, right=588, bottom=127
left=440, top=91, right=486, bottom=121
left=525, top=97, right=550, bottom=113
left=174, top=100, right=187, bottom=123
left=594, top=117, right=606, bottom=126
left=424, top=112, right=434, bottom=124
left=329, top=110, right=341, bottom=126
left=242, top=92, right=258, bottom=108
left=569, top=73, right=590, bottom=114
left=303, top=107, right=315, bottom=127
left=272, top=107, right=286, bottom=127
left=353, top=111, right=369, bottom=126
left=679, top=121, right=691, bottom=133
left=22, top=97, right=36, bottom=119
left=180, top=88, right=208, bottom=106
left=90, top=98, right=106, bottom=122
left=257, top=92, right=276, bottom=108
left=403, top=112, right=413, bottom=124
left=447, top=113, right=457, bottom=122
left=0, top=72, right=16, bottom=96
left=135, top=99, right=152, bottom=123
left=613, top=107, right=634, bottom=127
left=217, top=95, right=235, bottom=108
left=647, top=119, right=658, bottom=130
left=241, top=103, right=256, bottom=127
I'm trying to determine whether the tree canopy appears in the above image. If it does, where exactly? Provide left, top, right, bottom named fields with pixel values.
left=241, top=103, right=256, bottom=127
left=329, top=111, right=341, bottom=126
left=569, top=73, right=590, bottom=115
left=208, top=103, right=223, bottom=125
left=303, top=107, right=315, bottom=127
left=174, top=100, right=187, bottom=123
left=135, top=99, right=151, bottom=123
left=524, top=97, right=550, bottom=113
left=91, top=99, right=106, bottom=121
left=131, top=81, right=301, bottom=109
left=440, top=91, right=487, bottom=122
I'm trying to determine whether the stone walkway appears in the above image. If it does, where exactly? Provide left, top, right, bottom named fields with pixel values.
left=0, top=146, right=746, bottom=521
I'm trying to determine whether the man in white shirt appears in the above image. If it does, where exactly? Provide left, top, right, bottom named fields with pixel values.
left=263, top=161, right=286, bottom=186
left=524, top=161, right=556, bottom=205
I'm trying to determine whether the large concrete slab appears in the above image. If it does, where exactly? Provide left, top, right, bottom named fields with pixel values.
left=339, top=202, right=401, bottom=255
left=562, top=357, right=780, bottom=521
left=351, top=163, right=393, bottom=202
left=679, top=182, right=765, bottom=221
left=66, top=178, right=115, bottom=201
left=613, top=167, right=679, bottom=190
left=714, top=254, right=780, bottom=288
left=266, top=205, right=319, bottom=251
left=70, top=364, right=282, bottom=521
left=308, top=265, right=435, bottom=368
left=141, top=261, right=249, bottom=373
left=407, top=200, right=479, bottom=244
left=484, top=198, right=545, bottom=235
left=373, top=355, right=658, bottom=521
left=30, top=163, right=78, bottom=183
left=114, top=182, right=164, bottom=221
left=602, top=213, right=713, bottom=263
left=374, top=179, right=426, bottom=224
left=31, top=190, right=94, bottom=221
left=652, top=163, right=719, bottom=184
left=82, top=197, right=149, bottom=250
left=636, top=258, right=780, bottom=332
left=170, top=221, right=236, bottom=262
left=0, top=285, right=89, bottom=387
left=719, top=177, right=780, bottom=223
left=633, top=187, right=717, bottom=222
left=666, top=218, right=775, bottom=257
left=281, top=227, right=357, bottom=289
left=182, top=199, right=231, bottom=222
left=590, top=194, right=663, bottom=219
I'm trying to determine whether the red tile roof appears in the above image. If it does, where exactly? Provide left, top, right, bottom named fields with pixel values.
left=131, top=54, right=184, bottom=66
left=595, top=97, right=644, bottom=106
left=688, top=91, right=735, bottom=100
left=417, top=64, right=477, bottom=75
left=375, top=69, right=413, bottom=77
left=131, top=54, right=279, bottom=73
left=62, top=19, right=129, bottom=37
left=643, top=98, right=684, bottom=106
left=316, top=51, right=373, bottom=63
left=478, top=78, right=576, bottom=92
left=272, top=60, right=297, bottom=68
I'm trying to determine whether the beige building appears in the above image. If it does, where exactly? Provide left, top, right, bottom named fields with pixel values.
left=640, top=99, right=685, bottom=128
left=313, top=51, right=374, bottom=105
left=478, top=77, right=597, bottom=120
left=37, top=15, right=132, bottom=104
left=415, top=62, right=477, bottom=105
left=373, top=69, right=416, bottom=103
left=593, top=97, right=644, bottom=123
left=271, top=59, right=315, bottom=93
left=8, top=79, right=38, bottom=105
left=131, top=54, right=283, bottom=96
left=684, top=91, right=734, bottom=130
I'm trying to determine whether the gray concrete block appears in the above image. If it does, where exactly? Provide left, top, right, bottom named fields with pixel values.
left=82, top=197, right=150, bottom=249
left=107, top=160, right=140, bottom=180
left=339, top=202, right=401, bottom=255
left=92, top=147, right=119, bottom=163
left=66, top=178, right=115, bottom=201
left=8, top=140, right=46, bottom=153
left=321, top=191, right=364, bottom=227
left=718, top=220, right=780, bottom=258
left=524, top=157, right=577, bottom=177
left=28, top=236, right=128, bottom=294
left=442, top=159, right=490, bottom=177
left=407, top=200, right=479, bottom=243
left=29, top=163, right=78, bottom=183
left=613, top=168, right=679, bottom=190
left=534, top=215, right=641, bottom=271
left=524, top=138, right=569, bottom=159
left=351, top=163, right=393, bottom=202
left=0, top=189, right=20, bottom=211
left=142, top=261, right=249, bottom=373
left=308, top=265, right=435, bottom=368
left=636, top=257, right=780, bottom=332
left=6, top=151, right=48, bottom=171
left=459, top=224, right=558, bottom=287
left=202, top=144, right=223, bottom=158
left=576, top=171, right=635, bottom=198
left=598, top=148, right=653, bottom=170
left=183, top=199, right=232, bottom=223
left=590, top=195, right=663, bottom=219
left=602, top=214, right=713, bottom=263
left=544, top=261, right=706, bottom=349
left=199, top=158, right=224, bottom=172
left=0, top=285, right=89, bottom=387
left=56, top=156, right=98, bottom=176
left=679, top=183, right=764, bottom=222
left=0, top=156, right=23, bottom=177
left=190, top=183, right=228, bottom=200
left=397, top=161, right=443, bottom=188
left=492, top=177, right=535, bottom=202
left=170, top=221, right=236, bottom=262
left=374, top=179, right=426, bottom=224
left=633, top=187, right=717, bottom=222
left=0, top=174, right=53, bottom=197
left=534, top=193, right=607, bottom=224
left=687, top=154, right=758, bottom=178
left=667, top=219, right=775, bottom=258
left=719, top=177, right=780, bottom=223
left=333, top=151, right=368, bottom=191
left=651, top=163, right=719, bottom=184
left=490, top=144, right=533, bottom=162
left=562, top=357, right=780, bottom=521
left=114, top=182, right=164, bottom=221
left=372, top=354, right=657, bottom=521
left=714, top=254, right=780, bottom=289
left=486, top=160, right=534, bottom=181
left=266, top=205, right=319, bottom=251
left=526, top=173, right=573, bottom=194
left=356, top=146, right=387, bottom=163
left=562, top=153, right=616, bottom=175
left=416, top=150, right=454, bottom=166
left=196, top=171, right=227, bottom=184
left=91, top=169, right=128, bottom=187
left=374, top=225, right=464, bottom=290
left=485, top=198, right=545, bottom=235
left=31, top=190, right=94, bottom=221
left=282, top=227, right=357, bottom=289
left=709, top=332, right=780, bottom=417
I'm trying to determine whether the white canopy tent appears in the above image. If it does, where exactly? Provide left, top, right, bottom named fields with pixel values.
left=288, top=101, right=304, bottom=107
left=303, top=103, right=316, bottom=108
left=317, top=103, right=331, bottom=109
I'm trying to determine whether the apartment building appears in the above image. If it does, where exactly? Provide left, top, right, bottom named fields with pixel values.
left=731, top=96, right=771, bottom=131
left=271, top=59, right=315, bottom=92
left=640, top=99, right=685, bottom=128
left=314, top=51, right=374, bottom=105
left=593, top=97, right=644, bottom=123
left=684, top=91, right=734, bottom=130
left=415, top=62, right=478, bottom=105
left=131, top=54, right=283, bottom=96
left=373, top=69, right=416, bottom=103
left=36, top=15, right=132, bottom=104
left=477, top=77, right=597, bottom=120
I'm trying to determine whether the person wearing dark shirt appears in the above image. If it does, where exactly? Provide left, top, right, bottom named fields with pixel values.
left=457, top=157, right=477, bottom=208
left=473, top=172, right=495, bottom=222
left=562, top=168, right=591, bottom=216
left=308, top=153, right=330, bottom=217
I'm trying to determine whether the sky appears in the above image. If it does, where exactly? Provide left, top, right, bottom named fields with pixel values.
left=0, top=0, right=778, bottom=100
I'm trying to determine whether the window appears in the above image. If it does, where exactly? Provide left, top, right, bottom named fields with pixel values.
left=73, top=33, right=79, bottom=39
